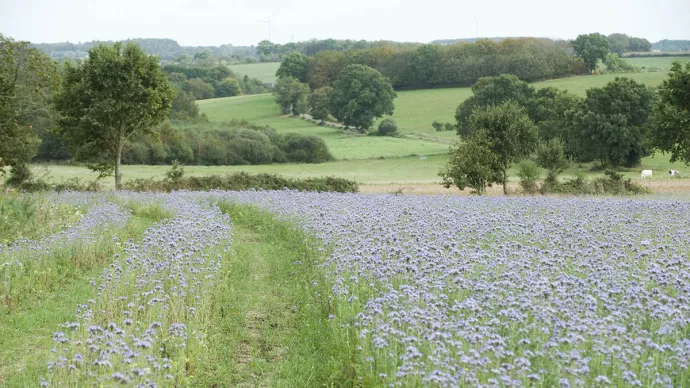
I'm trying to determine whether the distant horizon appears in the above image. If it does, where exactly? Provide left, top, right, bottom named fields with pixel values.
left=2, top=0, right=688, bottom=47
left=22, top=35, right=688, bottom=48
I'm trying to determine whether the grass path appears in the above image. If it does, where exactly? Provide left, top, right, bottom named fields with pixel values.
left=195, top=204, right=357, bottom=387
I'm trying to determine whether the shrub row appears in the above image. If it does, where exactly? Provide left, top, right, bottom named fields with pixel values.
left=518, top=170, right=649, bottom=196
left=123, top=172, right=359, bottom=193
left=120, top=120, right=333, bottom=166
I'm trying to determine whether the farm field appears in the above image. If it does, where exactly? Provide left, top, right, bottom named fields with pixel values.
left=30, top=70, right=689, bottom=193
left=34, top=152, right=690, bottom=191
left=197, top=95, right=451, bottom=159
left=3, top=190, right=689, bottom=386
left=623, top=55, right=690, bottom=70
left=200, top=71, right=672, bottom=145
left=222, top=56, right=684, bottom=87
left=228, top=62, right=280, bottom=83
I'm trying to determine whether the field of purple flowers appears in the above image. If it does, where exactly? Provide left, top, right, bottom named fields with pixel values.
left=2, top=191, right=689, bottom=386
left=222, top=191, right=690, bottom=387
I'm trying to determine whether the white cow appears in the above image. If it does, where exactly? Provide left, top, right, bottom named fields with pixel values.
left=641, top=170, right=653, bottom=179
left=669, top=170, right=681, bottom=178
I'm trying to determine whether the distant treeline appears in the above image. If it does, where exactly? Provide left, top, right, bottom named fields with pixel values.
left=434, top=34, right=652, bottom=56
left=32, top=38, right=423, bottom=64
left=651, top=40, right=690, bottom=52
left=32, top=36, right=684, bottom=66
left=431, top=37, right=521, bottom=45
left=304, top=38, right=586, bottom=90
left=256, top=39, right=421, bottom=62
left=32, top=38, right=256, bottom=62
left=35, top=120, right=333, bottom=166
left=162, top=64, right=268, bottom=105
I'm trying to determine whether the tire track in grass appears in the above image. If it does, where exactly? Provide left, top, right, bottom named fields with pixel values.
left=196, top=203, right=357, bottom=387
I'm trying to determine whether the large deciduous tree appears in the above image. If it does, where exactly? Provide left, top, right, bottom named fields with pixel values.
left=0, top=35, right=60, bottom=172
left=464, top=101, right=539, bottom=194
left=273, top=76, right=310, bottom=115
left=185, top=78, right=214, bottom=100
left=276, top=52, right=310, bottom=83
left=55, top=42, right=173, bottom=190
left=308, top=86, right=332, bottom=122
left=329, top=64, right=396, bottom=132
left=439, top=131, right=501, bottom=195
left=572, top=33, right=609, bottom=73
left=308, top=50, right=348, bottom=90
left=214, top=77, right=241, bottom=97
left=575, top=77, right=654, bottom=167
left=455, top=74, right=535, bottom=135
left=649, top=61, right=690, bottom=163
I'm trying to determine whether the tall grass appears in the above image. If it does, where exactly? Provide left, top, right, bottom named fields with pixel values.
left=0, top=201, right=171, bottom=314
left=0, top=201, right=173, bottom=385
left=0, top=194, right=81, bottom=245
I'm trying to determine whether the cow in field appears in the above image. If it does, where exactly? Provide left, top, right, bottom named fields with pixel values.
left=641, top=170, right=653, bottom=179
left=669, top=170, right=681, bottom=178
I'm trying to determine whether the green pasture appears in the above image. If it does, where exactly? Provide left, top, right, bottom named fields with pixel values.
left=623, top=56, right=690, bottom=70
left=29, top=71, right=685, bottom=192
left=229, top=62, right=280, bottom=83
left=197, top=95, right=450, bottom=159
left=32, top=155, right=448, bottom=190
left=33, top=152, right=690, bottom=191
left=200, top=72, right=671, bottom=143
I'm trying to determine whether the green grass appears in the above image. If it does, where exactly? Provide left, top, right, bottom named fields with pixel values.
left=194, top=203, right=356, bottom=386
left=0, top=203, right=169, bottom=386
left=0, top=194, right=81, bottom=245
left=623, top=56, right=690, bottom=70
left=32, top=152, right=690, bottom=191
left=197, top=95, right=451, bottom=160
left=29, top=71, right=683, bottom=190
left=200, top=72, right=671, bottom=147
left=32, top=155, right=449, bottom=189
left=531, top=72, right=669, bottom=96
left=229, top=62, right=281, bottom=83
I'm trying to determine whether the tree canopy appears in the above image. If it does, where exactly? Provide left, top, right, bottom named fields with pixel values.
left=273, top=76, right=310, bottom=116
left=465, top=101, right=539, bottom=194
left=575, top=77, right=654, bottom=167
left=0, top=35, right=60, bottom=172
left=329, top=64, right=397, bottom=132
left=215, top=77, right=241, bottom=97
left=276, top=52, right=310, bottom=83
left=55, top=42, right=174, bottom=189
left=572, top=33, right=610, bottom=73
left=455, top=74, right=535, bottom=135
left=439, top=131, right=501, bottom=195
left=308, top=86, right=332, bottom=122
left=650, top=61, right=690, bottom=164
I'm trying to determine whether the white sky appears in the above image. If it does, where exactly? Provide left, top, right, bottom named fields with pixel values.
left=1, top=0, right=689, bottom=46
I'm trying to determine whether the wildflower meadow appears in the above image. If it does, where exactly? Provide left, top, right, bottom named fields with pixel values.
left=1, top=191, right=689, bottom=387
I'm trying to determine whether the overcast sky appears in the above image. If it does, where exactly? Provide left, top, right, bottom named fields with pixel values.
left=2, top=0, right=689, bottom=46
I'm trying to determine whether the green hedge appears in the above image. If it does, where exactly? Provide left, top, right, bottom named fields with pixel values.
left=123, top=172, right=358, bottom=193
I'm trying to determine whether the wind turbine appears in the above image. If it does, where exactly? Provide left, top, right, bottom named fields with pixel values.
left=257, top=13, right=277, bottom=42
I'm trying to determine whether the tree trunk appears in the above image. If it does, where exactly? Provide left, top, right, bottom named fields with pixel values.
left=115, top=141, right=124, bottom=190
left=502, top=168, right=508, bottom=195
